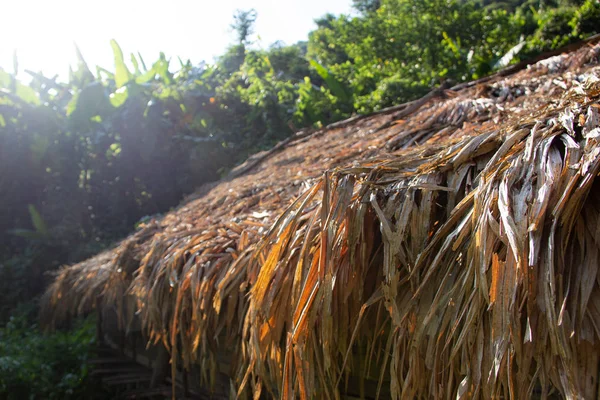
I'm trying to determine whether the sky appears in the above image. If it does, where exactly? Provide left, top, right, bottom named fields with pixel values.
left=0, top=0, right=353, bottom=80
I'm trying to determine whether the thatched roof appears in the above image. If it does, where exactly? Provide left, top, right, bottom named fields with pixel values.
left=43, top=39, right=600, bottom=399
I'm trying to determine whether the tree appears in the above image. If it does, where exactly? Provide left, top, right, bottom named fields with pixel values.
left=352, top=0, right=382, bottom=13
left=230, top=9, right=258, bottom=45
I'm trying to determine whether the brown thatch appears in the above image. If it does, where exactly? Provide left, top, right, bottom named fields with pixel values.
left=42, top=39, right=600, bottom=399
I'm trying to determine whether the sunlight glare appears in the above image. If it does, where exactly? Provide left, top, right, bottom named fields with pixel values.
left=0, top=0, right=352, bottom=80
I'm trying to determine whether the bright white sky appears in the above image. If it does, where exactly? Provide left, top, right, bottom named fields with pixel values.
left=0, top=0, right=353, bottom=81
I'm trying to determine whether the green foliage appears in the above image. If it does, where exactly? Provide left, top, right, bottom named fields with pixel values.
left=110, top=39, right=133, bottom=88
left=308, top=0, right=530, bottom=112
left=8, top=205, right=51, bottom=240
left=231, top=9, right=258, bottom=44
left=516, top=0, right=600, bottom=55
left=0, top=312, right=110, bottom=400
left=526, top=5, right=579, bottom=51
left=0, top=41, right=234, bottom=326
left=0, top=68, right=40, bottom=105
left=352, top=0, right=382, bottom=14
left=574, top=0, right=600, bottom=35
left=293, top=76, right=350, bottom=128
left=309, top=60, right=351, bottom=102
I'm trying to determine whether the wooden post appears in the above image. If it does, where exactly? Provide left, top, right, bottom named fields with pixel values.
left=183, top=369, right=189, bottom=397
left=132, top=333, right=137, bottom=363
left=96, top=296, right=103, bottom=345
left=151, top=344, right=170, bottom=388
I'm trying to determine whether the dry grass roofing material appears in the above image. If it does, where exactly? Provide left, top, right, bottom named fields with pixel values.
left=43, top=41, right=600, bottom=399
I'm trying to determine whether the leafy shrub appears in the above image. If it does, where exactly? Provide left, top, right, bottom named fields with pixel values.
left=354, top=74, right=430, bottom=113
left=522, top=0, right=600, bottom=56
left=573, top=0, right=600, bottom=36
left=0, top=311, right=110, bottom=399
left=528, top=6, right=578, bottom=51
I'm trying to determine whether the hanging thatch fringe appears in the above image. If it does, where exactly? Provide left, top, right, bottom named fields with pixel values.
left=42, top=41, right=600, bottom=399
left=244, top=77, right=600, bottom=398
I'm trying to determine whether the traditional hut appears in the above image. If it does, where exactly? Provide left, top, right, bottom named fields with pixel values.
left=42, top=38, right=600, bottom=399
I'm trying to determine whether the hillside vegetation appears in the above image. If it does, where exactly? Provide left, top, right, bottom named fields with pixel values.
left=1, top=0, right=599, bottom=397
